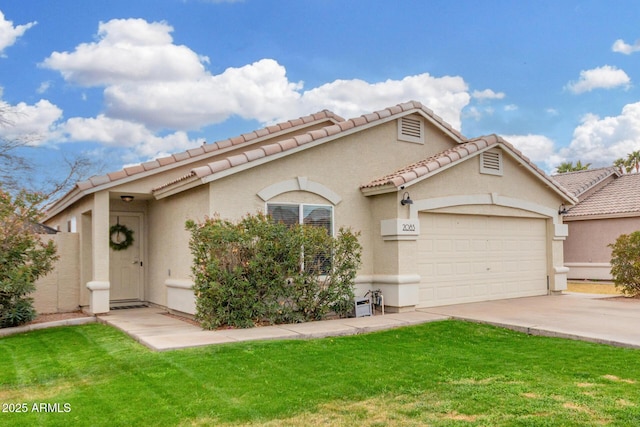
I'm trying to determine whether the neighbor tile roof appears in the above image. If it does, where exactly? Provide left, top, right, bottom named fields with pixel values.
left=152, top=101, right=465, bottom=193
left=565, top=173, right=640, bottom=217
left=551, top=167, right=618, bottom=198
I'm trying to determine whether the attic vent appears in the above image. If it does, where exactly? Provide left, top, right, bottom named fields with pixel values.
left=480, top=150, right=503, bottom=176
left=397, top=116, right=424, bottom=144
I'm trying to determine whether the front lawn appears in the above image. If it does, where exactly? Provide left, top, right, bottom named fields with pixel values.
left=1, top=321, right=639, bottom=426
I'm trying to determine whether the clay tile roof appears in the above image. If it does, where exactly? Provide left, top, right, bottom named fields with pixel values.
left=551, top=167, right=617, bottom=197
left=186, top=147, right=205, bottom=157
left=565, top=173, right=640, bottom=217
left=89, top=175, right=111, bottom=186
left=142, top=160, right=160, bottom=171
left=157, top=156, right=177, bottom=166
left=124, top=164, right=145, bottom=175
left=152, top=101, right=470, bottom=193
left=107, top=170, right=128, bottom=181
left=361, top=136, right=499, bottom=189
left=46, top=108, right=346, bottom=215
left=173, top=152, right=190, bottom=162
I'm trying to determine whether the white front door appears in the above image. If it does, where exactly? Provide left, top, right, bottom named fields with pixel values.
left=109, top=214, right=143, bottom=301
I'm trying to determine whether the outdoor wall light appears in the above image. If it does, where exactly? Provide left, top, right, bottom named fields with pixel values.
left=558, top=203, right=568, bottom=215
left=400, top=192, right=413, bottom=206
left=121, top=195, right=135, bottom=203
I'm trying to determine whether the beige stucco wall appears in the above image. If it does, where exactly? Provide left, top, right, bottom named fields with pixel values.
left=565, top=217, right=640, bottom=263
left=380, top=147, right=568, bottom=296
left=203, top=117, right=457, bottom=279
left=146, top=185, right=209, bottom=307
left=32, top=233, right=80, bottom=313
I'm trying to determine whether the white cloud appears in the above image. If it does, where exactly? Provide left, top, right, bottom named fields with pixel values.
left=565, top=65, right=631, bottom=94
left=612, top=38, right=640, bottom=55
left=103, top=58, right=303, bottom=130
left=471, top=89, right=505, bottom=101
left=562, top=103, right=640, bottom=165
left=36, top=81, right=51, bottom=94
left=0, top=99, right=63, bottom=143
left=504, top=104, right=518, bottom=111
left=501, top=134, right=564, bottom=172
left=61, top=115, right=203, bottom=159
left=41, top=17, right=473, bottom=135
left=297, top=74, right=470, bottom=130
left=41, top=18, right=207, bottom=86
left=0, top=11, right=36, bottom=56
left=37, top=17, right=477, bottom=163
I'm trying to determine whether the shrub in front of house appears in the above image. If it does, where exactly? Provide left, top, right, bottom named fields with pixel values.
left=0, top=189, right=58, bottom=328
left=186, top=213, right=361, bottom=329
left=609, top=231, right=640, bottom=297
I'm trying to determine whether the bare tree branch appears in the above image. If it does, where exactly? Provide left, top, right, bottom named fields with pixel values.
left=0, top=104, right=97, bottom=202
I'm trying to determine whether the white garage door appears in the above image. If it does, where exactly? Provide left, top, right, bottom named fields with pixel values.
left=417, top=213, right=548, bottom=307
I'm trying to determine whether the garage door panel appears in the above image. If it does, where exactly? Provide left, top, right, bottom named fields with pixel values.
left=418, top=213, right=548, bottom=308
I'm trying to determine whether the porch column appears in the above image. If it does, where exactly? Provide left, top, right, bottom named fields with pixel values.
left=550, top=221, right=570, bottom=294
left=374, top=218, right=421, bottom=312
left=86, top=191, right=110, bottom=314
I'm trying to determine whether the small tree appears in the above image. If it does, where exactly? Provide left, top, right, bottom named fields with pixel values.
left=609, top=231, right=640, bottom=297
left=0, top=188, right=58, bottom=327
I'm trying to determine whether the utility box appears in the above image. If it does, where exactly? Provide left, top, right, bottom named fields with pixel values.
left=355, top=297, right=371, bottom=317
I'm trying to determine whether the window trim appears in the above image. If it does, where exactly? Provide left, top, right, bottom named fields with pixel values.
left=265, top=202, right=335, bottom=236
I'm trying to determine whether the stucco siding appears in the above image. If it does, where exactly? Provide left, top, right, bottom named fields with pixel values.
left=147, top=185, right=209, bottom=307
left=32, top=233, right=80, bottom=313
left=205, top=119, right=458, bottom=278
left=565, top=217, right=640, bottom=263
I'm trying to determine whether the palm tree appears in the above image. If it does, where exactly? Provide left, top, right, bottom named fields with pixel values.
left=613, top=158, right=626, bottom=174
left=626, top=151, right=640, bottom=173
left=555, top=160, right=591, bottom=173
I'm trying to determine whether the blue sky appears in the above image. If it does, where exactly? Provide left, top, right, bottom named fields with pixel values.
left=2, top=0, right=640, bottom=185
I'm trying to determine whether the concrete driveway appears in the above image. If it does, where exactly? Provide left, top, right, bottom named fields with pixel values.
left=420, top=292, right=640, bottom=349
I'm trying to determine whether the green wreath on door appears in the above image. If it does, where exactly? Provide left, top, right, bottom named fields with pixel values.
left=109, top=223, right=134, bottom=251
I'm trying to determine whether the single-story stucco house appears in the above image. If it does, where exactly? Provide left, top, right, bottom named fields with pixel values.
left=41, top=100, right=576, bottom=315
left=553, top=167, right=640, bottom=280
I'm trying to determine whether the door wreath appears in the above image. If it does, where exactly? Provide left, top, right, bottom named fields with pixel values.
left=109, top=223, right=134, bottom=251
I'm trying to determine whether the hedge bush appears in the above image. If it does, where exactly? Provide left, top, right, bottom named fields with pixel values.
left=186, top=213, right=361, bottom=329
left=0, top=189, right=58, bottom=328
left=609, top=231, right=640, bottom=297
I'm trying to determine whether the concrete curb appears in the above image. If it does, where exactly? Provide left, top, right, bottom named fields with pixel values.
left=447, top=317, right=640, bottom=350
left=0, top=317, right=97, bottom=338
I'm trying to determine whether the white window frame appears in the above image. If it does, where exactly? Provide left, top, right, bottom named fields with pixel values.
left=265, top=202, right=334, bottom=236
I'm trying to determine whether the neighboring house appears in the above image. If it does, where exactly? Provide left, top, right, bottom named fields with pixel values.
left=42, top=101, right=575, bottom=315
left=554, top=167, right=640, bottom=280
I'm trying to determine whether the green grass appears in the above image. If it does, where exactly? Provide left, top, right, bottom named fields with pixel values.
left=1, top=321, right=639, bottom=426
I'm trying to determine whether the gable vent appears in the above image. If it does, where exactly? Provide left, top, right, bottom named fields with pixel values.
left=480, top=150, right=503, bottom=176
left=397, top=116, right=424, bottom=144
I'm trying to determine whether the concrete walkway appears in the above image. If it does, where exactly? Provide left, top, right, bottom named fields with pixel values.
left=97, top=307, right=447, bottom=351
left=96, top=292, right=640, bottom=351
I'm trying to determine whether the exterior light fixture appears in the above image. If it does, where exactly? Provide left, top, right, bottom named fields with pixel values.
left=121, top=195, right=135, bottom=203
left=400, top=192, right=413, bottom=206
left=558, top=204, right=568, bottom=215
